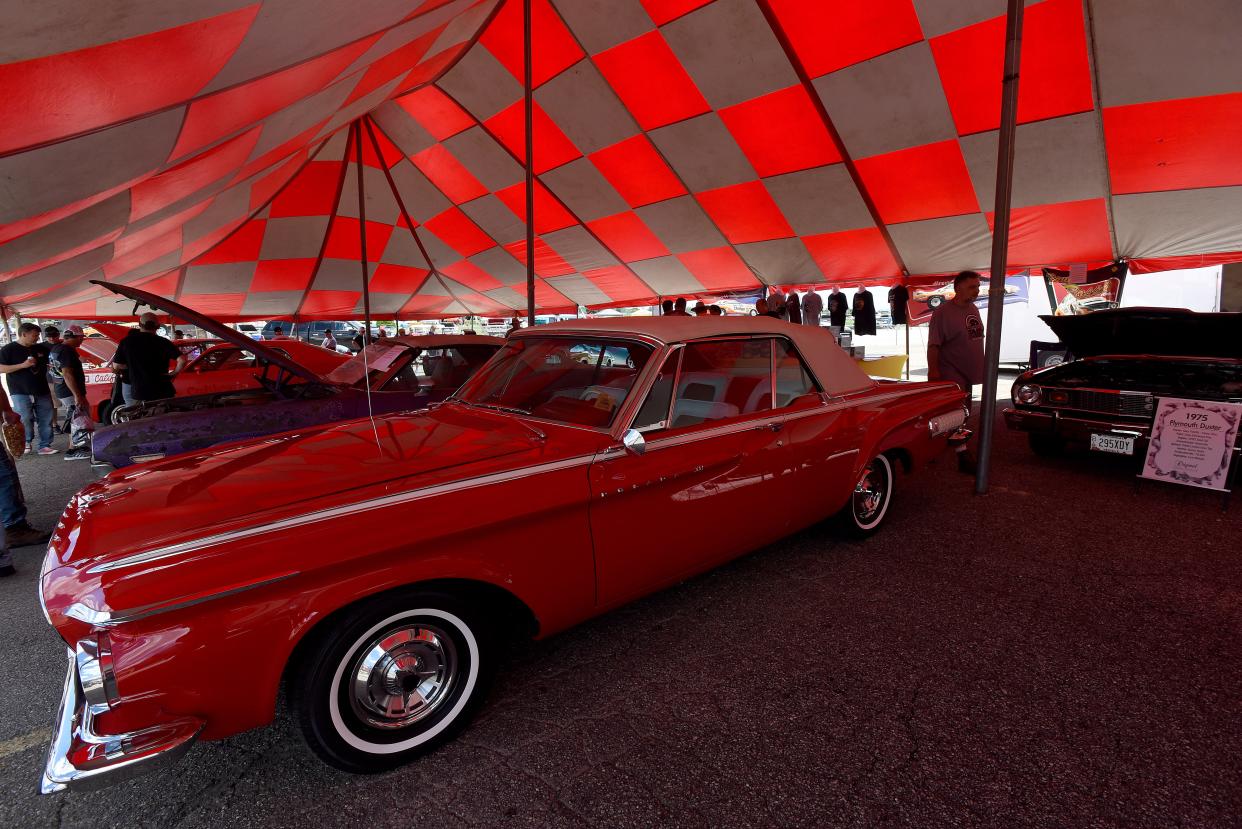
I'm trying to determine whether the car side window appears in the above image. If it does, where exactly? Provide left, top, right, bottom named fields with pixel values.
left=631, top=350, right=680, bottom=431
left=669, top=339, right=772, bottom=429
left=773, top=339, right=820, bottom=409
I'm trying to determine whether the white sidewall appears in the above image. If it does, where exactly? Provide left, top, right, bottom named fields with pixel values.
left=327, top=607, right=480, bottom=754
left=853, top=454, right=892, bottom=531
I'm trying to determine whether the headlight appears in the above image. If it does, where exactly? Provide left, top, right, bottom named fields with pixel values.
left=1014, top=384, right=1041, bottom=405
left=76, top=636, right=119, bottom=714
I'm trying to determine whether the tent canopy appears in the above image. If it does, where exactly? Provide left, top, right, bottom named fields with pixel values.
left=2, top=0, right=1241, bottom=320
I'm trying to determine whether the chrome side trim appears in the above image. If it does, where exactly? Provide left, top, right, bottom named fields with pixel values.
left=827, top=449, right=860, bottom=461
left=42, top=648, right=204, bottom=794
left=66, top=572, right=299, bottom=628
left=87, top=454, right=596, bottom=576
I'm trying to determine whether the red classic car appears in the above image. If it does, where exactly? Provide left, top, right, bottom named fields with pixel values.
left=38, top=317, right=969, bottom=792
left=82, top=333, right=346, bottom=423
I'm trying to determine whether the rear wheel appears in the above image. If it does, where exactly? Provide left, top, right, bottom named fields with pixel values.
left=292, top=591, right=495, bottom=773
left=836, top=453, right=894, bottom=538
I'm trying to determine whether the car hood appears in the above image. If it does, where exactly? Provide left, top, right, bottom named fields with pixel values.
left=90, top=280, right=324, bottom=383
left=45, top=405, right=555, bottom=579
left=1041, top=308, right=1242, bottom=359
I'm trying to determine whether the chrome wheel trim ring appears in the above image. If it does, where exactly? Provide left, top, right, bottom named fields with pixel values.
left=346, top=623, right=458, bottom=730
left=327, top=608, right=480, bottom=754
left=852, top=455, right=892, bottom=530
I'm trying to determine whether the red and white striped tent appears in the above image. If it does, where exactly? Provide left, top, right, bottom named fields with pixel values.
left=2, top=0, right=1240, bottom=320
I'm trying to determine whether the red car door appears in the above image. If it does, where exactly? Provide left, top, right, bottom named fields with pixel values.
left=761, top=337, right=863, bottom=531
left=589, top=338, right=790, bottom=608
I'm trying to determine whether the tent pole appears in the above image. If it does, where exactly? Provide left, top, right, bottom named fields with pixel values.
left=975, top=0, right=1024, bottom=495
left=353, top=121, right=373, bottom=340
left=522, top=0, right=535, bottom=326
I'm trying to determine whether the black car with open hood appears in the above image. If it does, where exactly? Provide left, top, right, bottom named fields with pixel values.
left=1005, top=308, right=1242, bottom=459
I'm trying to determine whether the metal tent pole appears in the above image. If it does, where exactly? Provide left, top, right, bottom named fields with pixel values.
left=523, top=0, right=535, bottom=326
left=353, top=121, right=373, bottom=339
left=975, top=0, right=1024, bottom=495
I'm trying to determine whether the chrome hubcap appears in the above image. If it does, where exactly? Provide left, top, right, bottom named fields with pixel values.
left=852, top=459, right=889, bottom=524
left=348, top=625, right=458, bottom=730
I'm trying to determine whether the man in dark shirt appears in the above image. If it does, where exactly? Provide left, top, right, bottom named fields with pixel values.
left=49, top=326, right=92, bottom=461
left=111, top=313, right=184, bottom=404
left=0, top=322, right=56, bottom=454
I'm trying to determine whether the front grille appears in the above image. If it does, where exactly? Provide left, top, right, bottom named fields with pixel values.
left=1047, top=388, right=1153, bottom=417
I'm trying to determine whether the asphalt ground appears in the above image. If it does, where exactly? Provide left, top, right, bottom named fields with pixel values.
left=0, top=391, right=1239, bottom=828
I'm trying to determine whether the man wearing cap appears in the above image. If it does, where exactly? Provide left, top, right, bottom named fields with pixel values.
left=49, top=326, right=92, bottom=461
left=111, top=313, right=185, bottom=405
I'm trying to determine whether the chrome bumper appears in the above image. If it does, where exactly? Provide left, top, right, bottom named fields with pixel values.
left=41, top=648, right=204, bottom=794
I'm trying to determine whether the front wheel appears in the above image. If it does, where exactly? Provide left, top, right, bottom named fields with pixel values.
left=292, top=591, right=495, bottom=773
left=836, top=453, right=894, bottom=538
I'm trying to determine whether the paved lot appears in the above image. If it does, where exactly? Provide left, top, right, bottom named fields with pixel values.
left=1, top=401, right=1239, bottom=828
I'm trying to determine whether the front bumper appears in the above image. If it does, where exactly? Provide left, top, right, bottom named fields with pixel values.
left=41, top=647, right=204, bottom=794
left=1003, top=407, right=1149, bottom=443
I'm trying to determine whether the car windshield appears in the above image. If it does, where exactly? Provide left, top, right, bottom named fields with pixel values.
left=456, top=337, right=655, bottom=428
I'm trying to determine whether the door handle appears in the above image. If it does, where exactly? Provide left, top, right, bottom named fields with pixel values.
left=755, top=421, right=783, bottom=433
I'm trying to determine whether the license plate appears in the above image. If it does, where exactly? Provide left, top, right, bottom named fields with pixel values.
left=1090, top=433, right=1134, bottom=455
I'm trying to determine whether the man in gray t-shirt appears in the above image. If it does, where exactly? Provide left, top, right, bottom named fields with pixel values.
left=927, top=270, right=984, bottom=473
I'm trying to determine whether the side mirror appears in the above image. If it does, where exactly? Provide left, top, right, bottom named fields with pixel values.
left=621, top=428, right=646, bottom=456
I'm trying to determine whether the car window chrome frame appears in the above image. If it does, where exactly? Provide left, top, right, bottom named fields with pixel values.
left=455, top=332, right=663, bottom=434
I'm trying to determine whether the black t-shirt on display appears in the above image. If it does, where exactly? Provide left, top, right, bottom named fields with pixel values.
left=0, top=341, right=51, bottom=396
left=49, top=343, right=86, bottom=399
left=114, top=330, right=180, bottom=401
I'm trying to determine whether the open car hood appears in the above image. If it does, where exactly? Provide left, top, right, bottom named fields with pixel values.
left=1040, top=308, right=1242, bottom=359
left=91, top=281, right=324, bottom=383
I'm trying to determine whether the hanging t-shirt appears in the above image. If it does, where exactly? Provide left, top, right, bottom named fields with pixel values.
left=828, top=292, right=847, bottom=328
left=0, top=341, right=51, bottom=396
left=852, top=289, right=877, bottom=336
left=887, top=285, right=910, bottom=325
left=801, top=290, right=823, bottom=325
left=785, top=292, right=802, bottom=325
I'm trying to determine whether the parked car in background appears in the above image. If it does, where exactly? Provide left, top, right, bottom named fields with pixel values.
left=1005, top=308, right=1242, bottom=458
left=234, top=322, right=264, bottom=340
left=260, top=321, right=359, bottom=348
left=39, top=315, right=968, bottom=792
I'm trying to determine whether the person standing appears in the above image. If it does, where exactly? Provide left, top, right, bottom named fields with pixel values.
left=802, top=289, right=823, bottom=326
left=321, top=328, right=338, bottom=350
left=42, top=325, right=62, bottom=347
left=0, top=322, right=56, bottom=454
left=49, top=326, right=92, bottom=461
left=927, top=271, right=985, bottom=474
left=668, top=298, right=691, bottom=317
left=660, top=299, right=674, bottom=316
left=111, top=313, right=184, bottom=405
left=0, top=372, right=49, bottom=557
left=507, top=314, right=522, bottom=337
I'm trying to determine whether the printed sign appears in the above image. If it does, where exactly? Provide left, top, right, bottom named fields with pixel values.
left=1141, top=398, right=1242, bottom=491
left=1042, top=262, right=1127, bottom=315
left=905, top=274, right=1028, bottom=326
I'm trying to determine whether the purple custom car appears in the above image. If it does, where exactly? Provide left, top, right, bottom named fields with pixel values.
left=89, top=283, right=502, bottom=469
